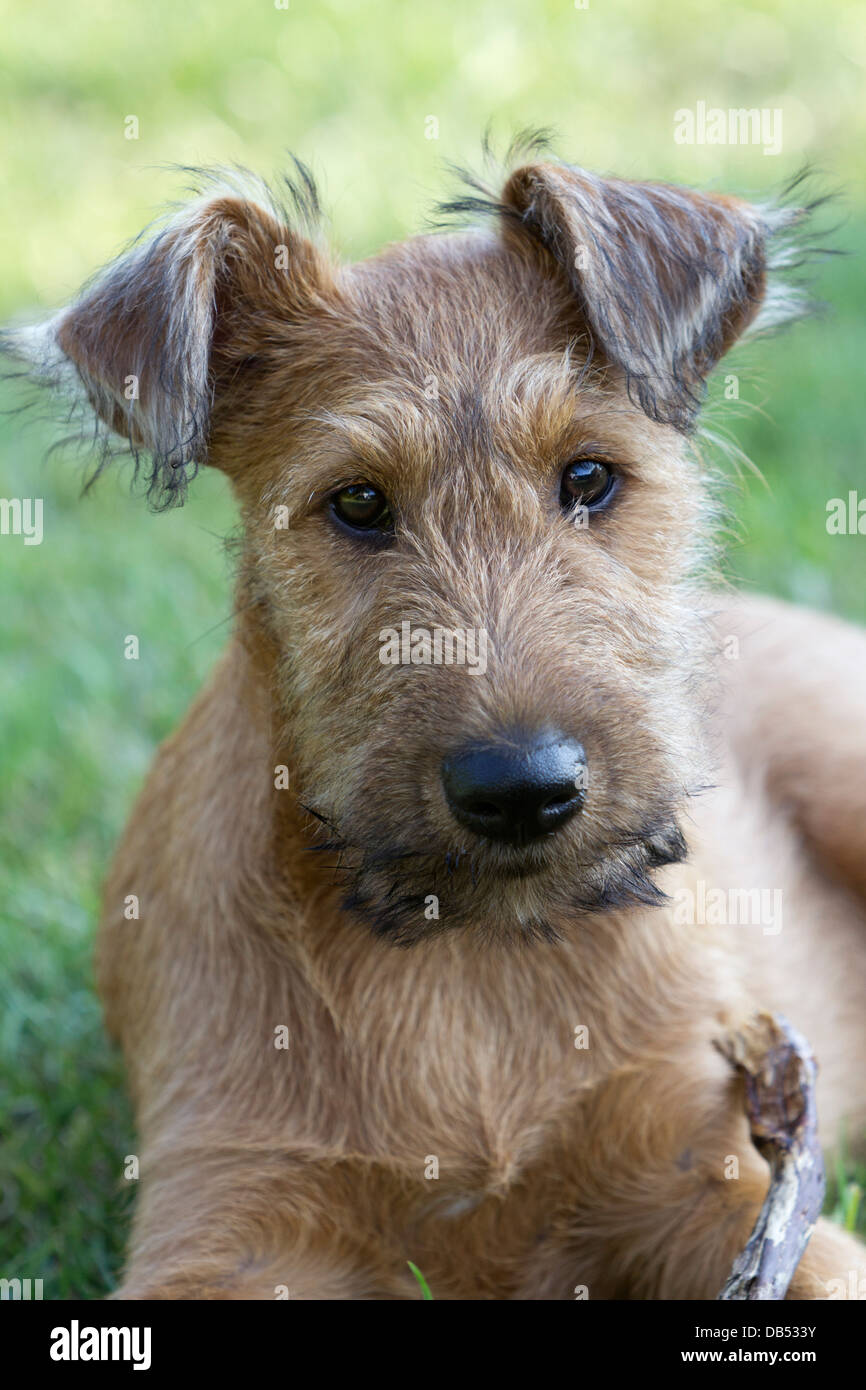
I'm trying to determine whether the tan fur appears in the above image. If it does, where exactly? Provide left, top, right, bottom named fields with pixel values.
left=11, top=157, right=866, bottom=1298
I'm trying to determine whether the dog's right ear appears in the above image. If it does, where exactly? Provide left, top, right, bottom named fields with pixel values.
left=3, top=184, right=329, bottom=507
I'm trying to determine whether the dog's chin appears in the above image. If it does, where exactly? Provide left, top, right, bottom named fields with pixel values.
left=337, top=820, right=688, bottom=948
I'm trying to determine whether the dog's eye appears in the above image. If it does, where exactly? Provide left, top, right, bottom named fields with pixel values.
left=331, top=483, right=394, bottom=535
left=560, top=459, right=615, bottom=512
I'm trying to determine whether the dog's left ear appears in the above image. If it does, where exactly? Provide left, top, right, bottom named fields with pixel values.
left=502, top=163, right=791, bottom=430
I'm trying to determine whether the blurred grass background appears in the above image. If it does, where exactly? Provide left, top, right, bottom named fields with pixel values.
left=1, top=0, right=864, bottom=1298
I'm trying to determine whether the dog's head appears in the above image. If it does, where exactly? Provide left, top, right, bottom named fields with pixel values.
left=5, top=152, right=813, bottom=943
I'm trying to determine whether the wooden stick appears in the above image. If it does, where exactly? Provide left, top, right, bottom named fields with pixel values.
left=715, top=1011, right=825, bottom=1300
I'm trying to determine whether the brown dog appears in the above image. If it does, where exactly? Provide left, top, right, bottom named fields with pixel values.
left=6, top=145, right=866, bottom=1299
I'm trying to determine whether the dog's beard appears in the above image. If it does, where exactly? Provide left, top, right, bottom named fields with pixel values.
left=302, top=802, right=690, bottom=948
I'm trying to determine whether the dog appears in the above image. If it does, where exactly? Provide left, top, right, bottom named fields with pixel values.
left=6, top=140, right=866, bottom=1299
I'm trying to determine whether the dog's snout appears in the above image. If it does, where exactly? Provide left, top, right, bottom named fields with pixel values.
left=442, top=734, right=587, bottom=845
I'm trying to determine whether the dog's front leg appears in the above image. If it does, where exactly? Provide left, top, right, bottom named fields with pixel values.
left=783, top=1220, right=866, bottom=1301
left=620, top=1180, right=866, bottom=1302
left=644, top=1026, right=866, bottom=1301
left=650, top=1058, right=866, bottom=1302
left=554, top=1051, right=866, bottom=1301
left=114, top=1247, right=379, bottom=1302
left=114, top=1236, right=390, bottom=1301
left=110, top=1160, right=398, bottom=1301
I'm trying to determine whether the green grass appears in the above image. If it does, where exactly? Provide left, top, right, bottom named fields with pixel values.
left=1, top=0, right=865, bottom=1298
left=0, top=439, right=237, bottom=1296
left=408, top=1261, right=434, bottom=1300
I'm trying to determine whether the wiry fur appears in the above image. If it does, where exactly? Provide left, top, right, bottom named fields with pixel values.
left=5, top=144, right=866, bottom=1300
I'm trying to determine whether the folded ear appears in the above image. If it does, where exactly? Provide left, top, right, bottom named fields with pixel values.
left=502, top=162, right=803, bottom=431
left=3, top=179, right=327, bottom=506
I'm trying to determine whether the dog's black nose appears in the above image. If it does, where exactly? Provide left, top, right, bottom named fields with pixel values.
left=442, top=734, right=587, bottom=845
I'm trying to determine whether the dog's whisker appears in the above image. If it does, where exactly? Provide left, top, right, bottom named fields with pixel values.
left=298, top=802, right=339, bottom=831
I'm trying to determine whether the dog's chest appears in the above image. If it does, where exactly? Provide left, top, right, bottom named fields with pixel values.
left=328, top=938, right=639, bottom=1192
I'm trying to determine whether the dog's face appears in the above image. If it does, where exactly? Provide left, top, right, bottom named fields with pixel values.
left=6, top=157, right=805, bottom=942
left=239, top=232, right=709, bottom=942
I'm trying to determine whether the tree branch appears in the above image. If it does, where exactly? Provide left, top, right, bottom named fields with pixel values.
left=715, top=1011, right=825, bottom=1300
